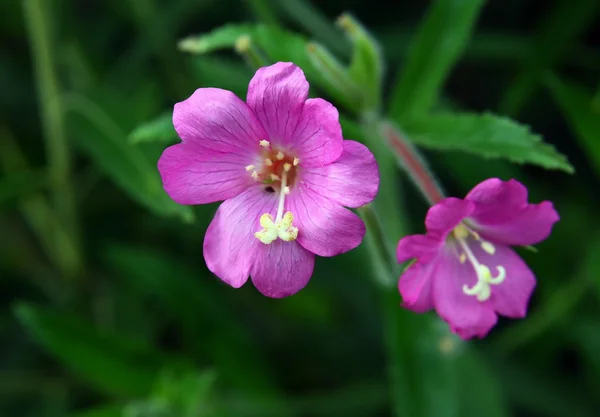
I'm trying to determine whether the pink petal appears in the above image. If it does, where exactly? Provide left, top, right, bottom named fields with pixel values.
left=300, top=140, right=379, bottom=208
left=425, top=198, right=475, bottom=240
left=465, top=178, right=560, bottom=246
left=432, top=251, right=498, bottom=339
left=396, top=234, right=441, bottom=264
left=158, top=143, right=253, bottom=205
left=291, top=98, right=343, bottom=167
left=398, top=262, right=435, bottom=313
left=288, top=187, right=365, bottom=257
left=203, top=186, right=277, bottom=288
left=469, top=242, right=536, bottom=318
left=246, top=62, right=308, bottom=147
left=250, top=240, right=315, bottom=298
left=173, top=87, right=266, bottom=155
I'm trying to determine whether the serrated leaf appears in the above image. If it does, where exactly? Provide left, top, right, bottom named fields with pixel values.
left=129, top=112, right=176, bottom=145
left=402, top=112, right=574, bottom=173
left=545, top=75, right=600, bottom=179
left=388, top=0, right=486, bottom=121
left=14, top=302, right=175, bottom=397
left=64, top=93, right=193, bottom=222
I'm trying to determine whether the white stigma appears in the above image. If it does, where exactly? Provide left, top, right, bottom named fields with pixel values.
left=454, top=226, right=506, bottom=302
left=254, top=151, right=298, bottom=244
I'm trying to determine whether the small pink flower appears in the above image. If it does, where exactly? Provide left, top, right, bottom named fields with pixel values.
left=158, top=62, right=379, bottom=298
left=396, top=178, right=559, bottom=339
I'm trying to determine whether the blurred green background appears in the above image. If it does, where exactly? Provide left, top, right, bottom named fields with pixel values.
left=1, top=0, right=600, bottom=416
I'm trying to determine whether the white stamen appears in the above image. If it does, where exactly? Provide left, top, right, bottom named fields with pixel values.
left=245, top=165, right=255, bottom=172
left=265, top=158, right=273, bottom=166
left=270, top=174, right=280, bottom=181
left=251, top=171, right=259, bottom=180
left=283, top=186, right=290, bottom=195
left=283, top=163, right=292, bottom=172
left=259, top=140, right=270, bottom=148
left=293, top=157, right=300, bottom=166
left=481, top=241, right=496, bottom=255
left=276, top=151, right=285, bottom=160
left=255, top=168, right=298, bottom=244
left=456, top=234, right=506, bottom=302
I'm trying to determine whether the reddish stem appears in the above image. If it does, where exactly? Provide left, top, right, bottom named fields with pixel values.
left=381, top=121, right=445, bottom=205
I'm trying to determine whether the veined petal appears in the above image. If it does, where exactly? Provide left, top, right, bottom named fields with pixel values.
left=250, top=240, right=315, bottom=298
left=465, top=178, right=559, bottom=246
left=291, top=98, right=343, bottom=167
left=203, top=186, right=277, bottom=288
left=425, top=198, right=475, bottom=240
left=469, top=242, right=536, bottom=318
left=173, top=87, right=266, bottom=155
left=301, top=140, right=379, bottom=207
left=246, top=62, right=308, bottom=146
left=396, top=234, right=441, bottom=264
left=158, top=143, right=253, bottom=204
left=399, top=261, right=436, bottom=313
left=288, top=187, right=365, bottom=257
left=432, top=250, right=498, bottom=339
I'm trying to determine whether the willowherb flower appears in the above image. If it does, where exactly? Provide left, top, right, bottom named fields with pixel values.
left=158, top=62, right=379, bottom=298
left=396, top=178, right=559, bottom=339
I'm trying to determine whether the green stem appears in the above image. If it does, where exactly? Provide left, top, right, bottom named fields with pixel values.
left=23, top=0, right=80, bottom=274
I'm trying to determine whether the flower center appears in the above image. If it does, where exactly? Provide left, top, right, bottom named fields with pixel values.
left=452, top=225, right=506, bottom=302
left=247, top=140, right=299, bottom=244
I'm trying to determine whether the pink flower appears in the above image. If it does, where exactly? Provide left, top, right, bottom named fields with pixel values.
left=396, top=178, right=559, bottom=339
left=158, top=62, right=379, bottom=298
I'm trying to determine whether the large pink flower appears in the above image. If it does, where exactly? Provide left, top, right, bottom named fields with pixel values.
left=396, top=178, right=559, bottom=339
left=158, top=62, right=379, bottom=298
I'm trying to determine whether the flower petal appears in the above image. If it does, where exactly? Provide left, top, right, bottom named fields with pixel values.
left=300, top=140, right=379, bottom=207
left=288, top=187, right=365, bottom=257
left=203, top=186, right=277, bottom=288
left=250, top=240, right=315, bottom=298
left=465, top=178, right=560, bottom=246
left=158, top=143, right=253, bottom=204
left=246, top=62, right=308, bottom=146
left=425, top=198, right=475, bottom=240
left=398, top=261, right=435, bottom=313
left=291, top=98, right=343, bottom=167
left=396, top=234, right=441, bottom=264
left=173, top=87, right=266, bottom=154
left=469, top=241, right=536, bottom=318
left=432, top=251, right=498, bottom=339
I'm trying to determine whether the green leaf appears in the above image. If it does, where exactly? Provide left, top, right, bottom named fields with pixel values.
left=178, top=23, right=256, bottom=54
left=179, top=23, right=359, bottom=111
left=545, top=75, right=600, bottom=179
left=402, top=112, right=574, bottom=173
left=14, top=302, right=177, bottom=397
left=64, top=93, right=193, bottom=222
left=499, top=0, right=599, bottom=115
left=189, top=56, right=253, bottom=97
left=129, top=112, right=176, bottom=145
left=0, top=169, right=47, bottom=205
left=388, top=0, right=486, bottom=122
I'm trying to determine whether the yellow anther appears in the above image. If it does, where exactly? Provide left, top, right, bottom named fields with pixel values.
left=277, top=212, right=298, bottom=241
left=459, top=253, right=467, bottom=264
left=293, top=158, right=300, bottom=166
left=283, top=163, right=292, bottom=172
left=481, top=241, right=496, bottom=255
left=472, top=231, right=481, bottom=240
left=251, top=171, right=259, bottom=180
left=283, top=186, right=290, bottom=195
left=254, top=214, right=278, bottom=244
left=276, top=151, right=285, bottom=160
left=259, top=140, right=270, bottom=148
left=453, top=225, right=469, bottom=240
left=245, top=165, right=255, bottom=172
left=270, top=174, right=280, bottom=181
left=264, top=158, right=273, bottom=166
